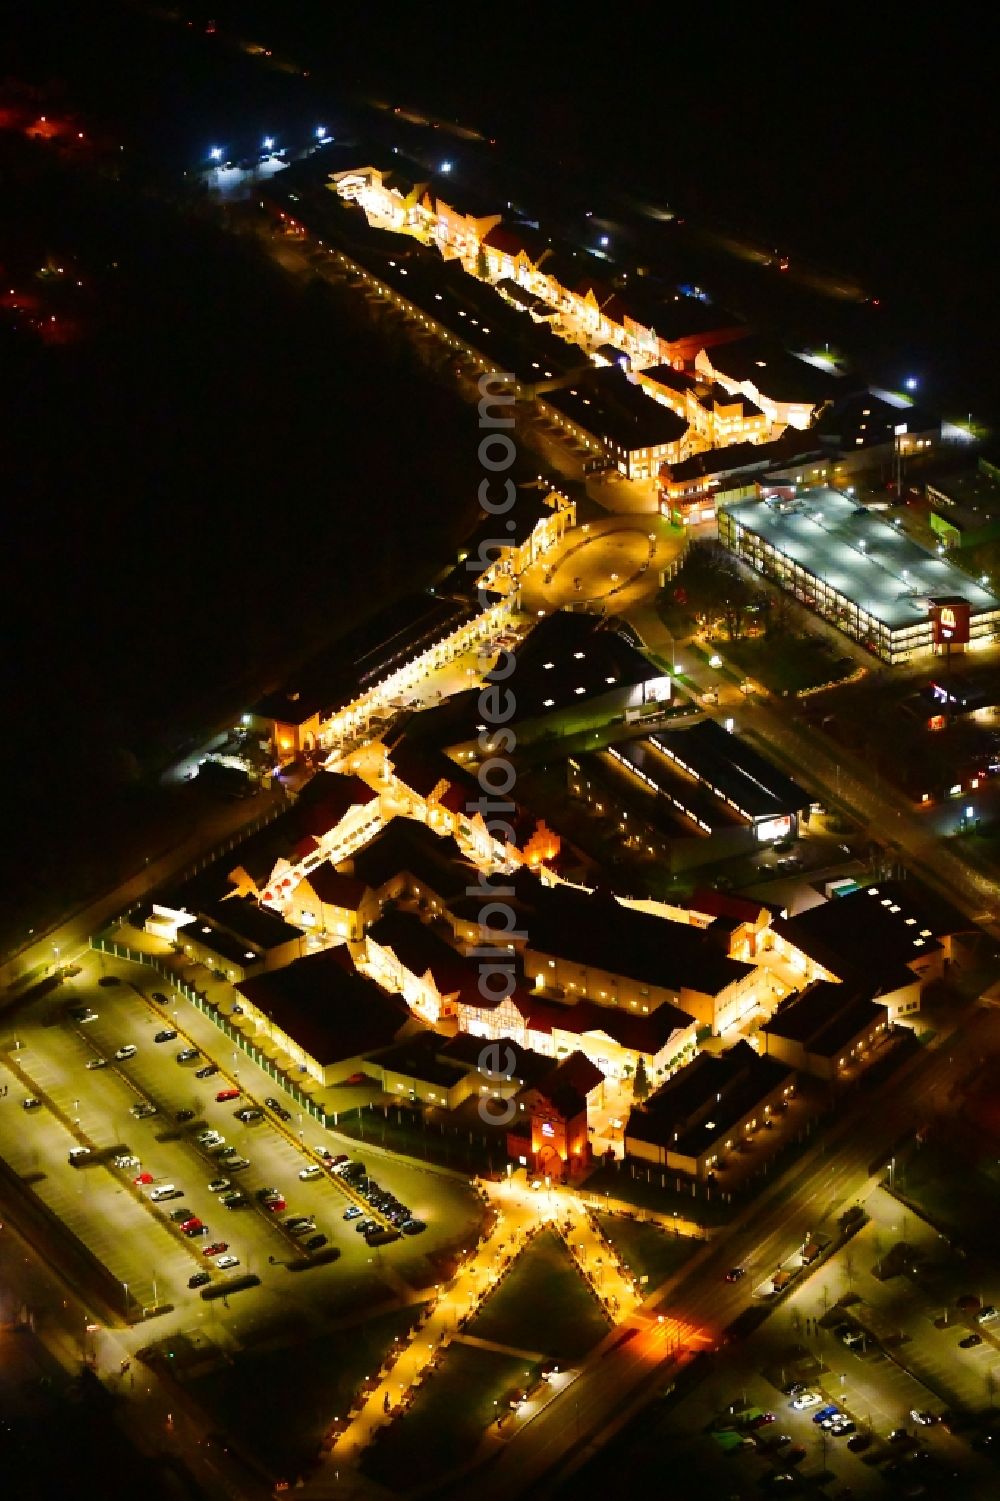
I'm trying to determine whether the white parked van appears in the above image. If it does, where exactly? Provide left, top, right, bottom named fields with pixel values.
left=150, top=1184, right=177, bottom=1202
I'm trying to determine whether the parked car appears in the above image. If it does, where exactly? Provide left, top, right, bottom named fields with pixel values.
left=188, top=1271, right=212, bottom=1289
left=68, top=1146, right=91, bottom=1163
left=176, top=1048, right=199, bottom=1064
left=286, top=1219, right=316, bottom=1237
left=203, top=1242, right=229, bottom=1256
left=303, top=1233, right=328, bottom=1251
left=978, top=1305, right=998, bottom=1324
left=115, top=1045, right=138, bottom=1061
left=366, top=1227, right=400, bottom=1246
left=195, top=1063, right=219, bottom=1078
left=169, top=1207, right=194, bottom=1223
left=154, top=1030, right=178, bottom=1043
left=847, top=1433, right=872, bottom=1452
left=216, top=1087, right=240, bottom=1103
left=68, top=1006, right=98, bottom=1023
left=130, top=1102, right=157, bottom=1119
left=85, top=1057, right=108, bottom=1070
left=343, top=1205, right=364, bottom=1221
left=235, top=1106, right=263, bottom=1123
left=265, top=1096, right=291, bottom=1121
left=724, top=1267, right=745, bottom=1282
left=960, top=1333, right=983, bottom=1348
left=207, top=1178, right=230, bottom=1193
left=791, top=1392, right=820, bottom=1410
left=216, top=1255, right=240, bottom=1270
left=299, top=1165, right=323, bottom=1181
left=176, top=1108, right=196, bottom=1123
left=401, top=1219, right=426, bottom=1235
left=151, top=992, right=169, bottom=1006
left=22, top=1097, right=42, bottom=1111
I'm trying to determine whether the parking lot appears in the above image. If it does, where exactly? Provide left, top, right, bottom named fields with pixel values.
left=0, top=950, right=485, bottom=1342
left=654, top=1186, right=1000, bottom=1497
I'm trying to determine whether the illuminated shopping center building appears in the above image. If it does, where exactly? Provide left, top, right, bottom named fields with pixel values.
left=719, top=486, right=1000, bottom=664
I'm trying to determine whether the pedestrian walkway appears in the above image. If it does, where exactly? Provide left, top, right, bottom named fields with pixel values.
left=320, top=1175, right=669, bottom=1475
left=555, top=1203, right=641, bottom=1321
left=326, top=1188, right=540, bottom=1465
left=453, top=1333, right=546, bottom=1361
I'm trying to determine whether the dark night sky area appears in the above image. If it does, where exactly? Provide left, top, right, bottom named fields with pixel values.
left=0, top=3, right=996, bottom=940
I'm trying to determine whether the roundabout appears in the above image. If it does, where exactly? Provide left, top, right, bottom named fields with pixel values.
left=520, top=514, right=688, bottom=619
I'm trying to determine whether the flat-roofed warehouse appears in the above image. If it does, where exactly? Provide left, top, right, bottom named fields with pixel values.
left=719, top=486, right=1000, bottom=663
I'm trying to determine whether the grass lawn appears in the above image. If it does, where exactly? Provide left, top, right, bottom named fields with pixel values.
left=182, top=1305, right=418, bottom=1482
left=594, top=1213, right=699, bottom=1289
left=894, top=1122, right=1000, bottom=1249
left=584, top=1162, right=732, bottom=1227
left=955, top=819, right=1000, bottom=877
left=467, top=1230, right=611, bottom=1360
left=718, top=633, right=854, bottom=696
left=361, top=1345, right=539, bottom=1491
left=329, top=1104, right=502, bottom=1175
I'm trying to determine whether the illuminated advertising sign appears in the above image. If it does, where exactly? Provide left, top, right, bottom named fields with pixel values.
left=757, top=815, right=792, bottom=843
left=930, top=599, right=970, bottom=646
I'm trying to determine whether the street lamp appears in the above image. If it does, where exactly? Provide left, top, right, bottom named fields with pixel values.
left=209, top=147, right=222, bottom=161
left=263, top=136, right=275, bottom=152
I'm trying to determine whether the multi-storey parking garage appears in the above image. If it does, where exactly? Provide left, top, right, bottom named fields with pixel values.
left=719, top=486, right=1000, bottom=663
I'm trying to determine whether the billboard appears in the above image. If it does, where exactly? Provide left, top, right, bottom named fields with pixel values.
left=930, top=599, right=971, bottom=647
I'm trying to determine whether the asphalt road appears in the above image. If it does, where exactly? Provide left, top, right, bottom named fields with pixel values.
left=630, top=601, right=1000, bottom=936
left=0, top=781, right=288, bottom=993
left=447, top=1002, right=1000, bottom=1499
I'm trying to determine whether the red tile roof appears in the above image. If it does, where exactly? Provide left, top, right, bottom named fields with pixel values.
left=301, top=864, right=370, bottom=910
